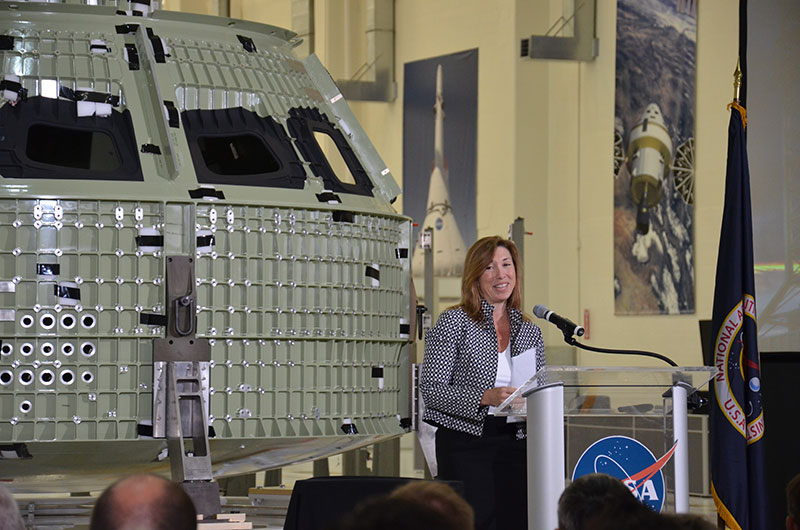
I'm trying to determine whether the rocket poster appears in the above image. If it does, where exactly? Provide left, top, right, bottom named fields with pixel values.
left=613, top=0, right=697, bottom=315
left=403, top=49, right=478, bottom=277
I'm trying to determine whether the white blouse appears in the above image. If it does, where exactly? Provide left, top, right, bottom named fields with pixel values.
left=488, top=343, right=512, bottom=416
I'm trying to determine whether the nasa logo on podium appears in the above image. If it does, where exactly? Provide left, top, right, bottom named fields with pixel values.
left=572, top=435, right=678, bottom=512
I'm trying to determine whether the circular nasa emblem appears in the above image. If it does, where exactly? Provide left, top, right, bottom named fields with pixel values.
left=434, top=217, right=443, bottom=230
left=572, top=435, right=667, bottom=512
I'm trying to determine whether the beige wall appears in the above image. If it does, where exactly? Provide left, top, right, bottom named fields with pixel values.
left=568, top=1, right=736, bottom=366
left=230, top=0, right=293, bottom=26
left=391, top=0, right=737, bottom=367
left=163, top=1, right=739, bottom=367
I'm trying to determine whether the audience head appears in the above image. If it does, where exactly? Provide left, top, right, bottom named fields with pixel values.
left=591, top=511, right=715, bottom=530
left=659, top=513, right=716, bottom=530
left=331, top=495, right=460, bottom=530
left=788, top=473, right=800, bottom=530
left=557, top=473, right=650, bottom=530
left=390, top=480, right=474, bottom=529
left=0, top=485, right=25, bottom=530
left=90, top=474, right=197, bottom=530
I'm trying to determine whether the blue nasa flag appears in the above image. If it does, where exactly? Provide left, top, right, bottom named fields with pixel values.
left=709, top=104, right=768, bottom=530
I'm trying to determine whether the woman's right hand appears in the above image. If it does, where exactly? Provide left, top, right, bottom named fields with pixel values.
left=480, top=386, right=517, bottom=407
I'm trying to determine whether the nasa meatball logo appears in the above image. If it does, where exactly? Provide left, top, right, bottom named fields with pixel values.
left=713, top=295, right=765, bottom=443
left=572, top=435, right=677, bottom=512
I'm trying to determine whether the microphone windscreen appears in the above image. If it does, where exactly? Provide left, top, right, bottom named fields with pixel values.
left=532, top=304, right=548, bottom=319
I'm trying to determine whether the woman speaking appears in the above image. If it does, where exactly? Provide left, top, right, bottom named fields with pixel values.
left=420, top=236, right=545, bottom=530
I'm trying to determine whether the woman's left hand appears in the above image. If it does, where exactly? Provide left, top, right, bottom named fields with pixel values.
left=480, top=386, right=517, bottom=407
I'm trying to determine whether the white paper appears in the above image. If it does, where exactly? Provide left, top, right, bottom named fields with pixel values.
left=511, top=346, right=540, bottom=388
left=499, top=346, right=541, bottom=421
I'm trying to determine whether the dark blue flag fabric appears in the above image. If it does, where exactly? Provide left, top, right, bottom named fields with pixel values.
left=710, top=104, right=768, bottom=530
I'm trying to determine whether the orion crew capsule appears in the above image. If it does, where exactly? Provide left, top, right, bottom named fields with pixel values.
left=626, top=103, right=673, bottom=234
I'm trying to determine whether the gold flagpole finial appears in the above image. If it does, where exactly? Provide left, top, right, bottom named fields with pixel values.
left=733, top=58, right=742, bottom=102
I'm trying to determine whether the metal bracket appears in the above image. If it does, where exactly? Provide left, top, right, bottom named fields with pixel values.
left=151, top=255, right=219, bottom=515
left=520, top=0, right=598, bottom=62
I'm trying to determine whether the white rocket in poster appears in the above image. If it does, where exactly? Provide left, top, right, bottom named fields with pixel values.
left=411, top=64, right=467, bottom=277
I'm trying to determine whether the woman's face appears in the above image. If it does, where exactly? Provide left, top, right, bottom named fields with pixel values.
left=478, top=246, right=516, bottom=306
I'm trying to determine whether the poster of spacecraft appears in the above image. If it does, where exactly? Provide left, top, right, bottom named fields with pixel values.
left=613, top=0, right=697, bottom=315
left=403, top=49, right=478, bottom=277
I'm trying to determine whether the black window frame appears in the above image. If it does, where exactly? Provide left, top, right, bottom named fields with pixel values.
left=0, top=96, right=143, bottom=181
left=287, top=106, right=374, bottom=197
left=181, top=107, right=306, bottom=189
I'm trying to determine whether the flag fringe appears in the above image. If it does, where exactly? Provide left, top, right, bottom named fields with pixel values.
left=712, top=481, right=743, bottom=530
left=727, top=101, right=747, bottom=129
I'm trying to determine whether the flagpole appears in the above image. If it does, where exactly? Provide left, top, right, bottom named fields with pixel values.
left=714, top=60, right=741, bottom=530
left=716, top=58, right=744, bottom=530
left=714, top=60, right=743, bottom=530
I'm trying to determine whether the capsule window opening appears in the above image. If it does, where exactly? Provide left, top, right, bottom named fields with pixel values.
left=26, top=124, right=122, bottom=171
left=182, top=107, right=306, bottom=189
left=286, top=107, right=373, bottom=196
left=197, top=134, right=280, bottom=176
left=312, top=130, right=356, bottom=186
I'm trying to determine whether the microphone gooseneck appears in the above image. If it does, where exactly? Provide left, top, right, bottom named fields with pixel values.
left=532, top=304, right=678, bottom=367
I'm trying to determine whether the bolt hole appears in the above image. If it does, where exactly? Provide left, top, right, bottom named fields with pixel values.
left=81, top=342, right=96, bottom=357
left=20, top=343, right=33, bottom=356
left=20, top=401, right=32, bottom=413
left=41, top=342, right=54, bottom=356
left=0, top=371, right=12, bottom=385
left=40, top=314, right=55, bottom=329
left=81, top=371, right=94, bottom=383
left=20, top=315, right=34, bottom=328
left=0, top=344, right=12, bottom=355
left=81, top=314, right=96, bottom=329
left=61, top=314, right=76, bottom=329
left=40, top=370, right=54, bottom=385
left=62, top=343, right=74, bottom=356
left=19, top=370, right=33, bottom=385
left=60, top=370, right=75, bottom=385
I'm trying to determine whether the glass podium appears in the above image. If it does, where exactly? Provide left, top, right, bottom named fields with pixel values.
left=496, top=366, right=715, bottom=530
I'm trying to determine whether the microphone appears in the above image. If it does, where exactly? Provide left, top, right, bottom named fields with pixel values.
left=533, top=304, right=585, bottom=338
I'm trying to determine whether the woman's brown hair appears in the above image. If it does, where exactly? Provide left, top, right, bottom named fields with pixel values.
left=458, top=236, right=523, bottom=321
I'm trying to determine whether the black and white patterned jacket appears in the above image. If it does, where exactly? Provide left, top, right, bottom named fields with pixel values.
left=420, top=299, right=545, bottom=438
